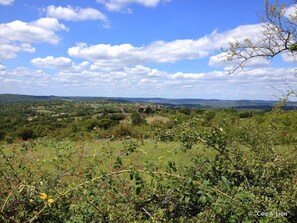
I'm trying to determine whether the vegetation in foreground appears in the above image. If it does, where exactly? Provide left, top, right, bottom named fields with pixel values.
left=0, top=99, right=296, bottom=222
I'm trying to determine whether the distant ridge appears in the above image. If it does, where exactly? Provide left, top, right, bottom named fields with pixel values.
left=0, top=94, right=296, bottom=110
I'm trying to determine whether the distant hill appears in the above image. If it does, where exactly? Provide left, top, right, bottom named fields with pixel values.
left=0, top=94, right=296, bottom=110
left=0, top=94, right=107, bottom=104
left=116, top=97, right=296, bottom=110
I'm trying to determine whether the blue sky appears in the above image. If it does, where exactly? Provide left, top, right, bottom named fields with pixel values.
left=0, top=0, right=296, bottom=99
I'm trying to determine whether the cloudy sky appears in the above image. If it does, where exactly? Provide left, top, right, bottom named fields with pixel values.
left=0, top=0, right=296, bottom=99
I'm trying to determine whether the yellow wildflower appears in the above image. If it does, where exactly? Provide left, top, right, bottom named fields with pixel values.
left=48, top=198, right=54, bottom=205
left=125, top=159, right=131, bottom=165
left=40, top=192, right=47, bottom=200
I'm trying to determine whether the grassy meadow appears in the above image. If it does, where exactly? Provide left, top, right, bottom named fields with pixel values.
left=0, top=99, right=296, bottom=222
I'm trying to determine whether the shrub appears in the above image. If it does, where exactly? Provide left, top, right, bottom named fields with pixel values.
left=0, top=130, right=5, bottom=141
left=97, top=117, right=119, bottom=130
left=131, top=112, right=147, bottom=126
left=16, top=127, right=35, bottom=140
left=84, top=119, right=98, bottom=132
left=110, top=113, right=125, bottom=121
left=110, top=124, right=151, bottom=139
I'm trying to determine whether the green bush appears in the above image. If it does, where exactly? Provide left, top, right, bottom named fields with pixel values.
left=16, top=127, right=35, bottom=140
left=84, top=119, right=99, bottom=132
left=131, top=112, right=147, bottom=126
left=97, top=117, right=119, bottom=130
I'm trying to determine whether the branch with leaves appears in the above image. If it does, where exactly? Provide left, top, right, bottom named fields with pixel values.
left=225, top=0, right=297, bottom=74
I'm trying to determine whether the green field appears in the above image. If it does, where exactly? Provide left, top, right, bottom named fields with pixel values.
left=0, top=99, right=296, bottom=222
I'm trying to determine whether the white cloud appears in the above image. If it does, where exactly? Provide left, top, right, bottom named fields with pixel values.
left=124, top=65, right=163, bottom=76
left=31, top=56, right=90, bottom=72
left=32, top=18, right=68, bottom=32
left=0, top=18, right=67, bottom=60
left=0, top=0, right=13, bottom=6
left=281, top=52, right=297, bottom=63
left=171, top=72, right=206, bottom=80
left=31, top=56, right=73, bottom=69
left=0, top=67, right=47, bottom=78
left=96, top=0, right=169, bottom=12
left=45, top=5, right=108, bottom=23
left=0, top=18, right=67, bottom=45
left=10, top=68, right=47, bottom=78
left=0, top=43, right=35, bottom=59
left=68, top=24, right=265, bottom=71
left=0, top=64, right=5, bottom=71
left=168, top=68, right=296, bottom=85
left=207, top=24, right=264, bottom=49
left=1, top=64, right=296, bottom=100
left=209, top=52, right=271, bottom=69
left=68, top=38, right=211, bottom=68
left=0, top=67, right=50, bottom=95
left=285, top=4, right=297, bottom=22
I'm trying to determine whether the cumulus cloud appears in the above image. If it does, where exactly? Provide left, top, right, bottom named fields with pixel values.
left=31, top=56, right=90, bottom=72
left=0, top=67, right=47, bottom=78
left=45, top=5, right=108, bottom=23
left=1, top=63, right=296, bottom=99
left=55, top=65, right=297, bottom=96
left=68, top=24, right=265, bottom=71
left=68, top=38, right=210, bottom=68
left=0, top=43, right=35, bottom=60
left=124, top=65, right=163, bottom=76
left=0, top=18, right=67, bottom=60
left=168, top=68, right=297, bottom=90
left=171, top=72, right=206, bottom=80
left=31, top=17, right=68, bottom=32
left=31, top=56, right=73, bottom=69
left=0, top=67, right=50, bottom=94
left=96, top=0, right=169, bottom=12
left=75, top=22, right=276, bottom=72
left=0, top=0, right=13, bottom=6
left=0, top=18, right=67, bottom=45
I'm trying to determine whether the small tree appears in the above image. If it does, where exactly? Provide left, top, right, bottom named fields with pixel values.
left=225, top=0, right=297, bottom=74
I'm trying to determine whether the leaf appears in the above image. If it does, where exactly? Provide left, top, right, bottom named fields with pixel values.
left=113, top=156, right=122, bottom=169
left=199, top=195, right=207, bottom=204
left=259, top=217, right=269, bottom=223
left=185, top=196, right=190, bottom=203
left=221, top=176, right=230, bottom=187
left=203, top=180, right=210, bottom=186
left=187, top=177, right=192, bottom=184
left=214, top=206, right=222, bottom=214
left=167, top=161, right=177, bottom=172
left=289, top=42, right=297, bottom=52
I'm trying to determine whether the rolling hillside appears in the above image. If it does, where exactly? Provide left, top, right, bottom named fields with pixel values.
left=0, top=94, right=296, bottom=109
